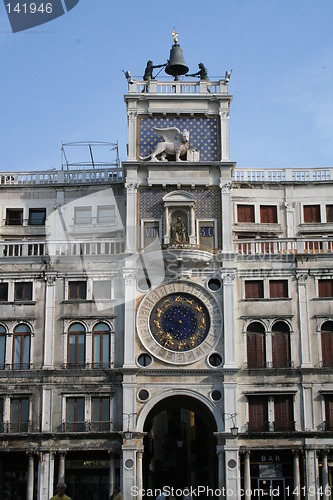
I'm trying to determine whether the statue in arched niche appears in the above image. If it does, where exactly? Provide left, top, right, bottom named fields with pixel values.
left=171, top=216, right=188, bottom=244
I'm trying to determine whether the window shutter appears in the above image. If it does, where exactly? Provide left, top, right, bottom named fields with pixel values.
left=325, top=395, right=333, bottom=430
left=272, top=323, right=290, bottom=368
left=260, top=205, right=277, bottom=223
left=245, top=280, right=264, bottom=299
left=249, top=396, right=269, bottom=432
left=303, top=205, right=320, bottom=223
left=274, top=395, right=294, bottom=431
left=237, top=205, right=255, bottom=223
left=318, top=280, right=333, bottom=298
left=247, top=331, right=265, bottom=368
left=269, top=280, right=288, bottom=298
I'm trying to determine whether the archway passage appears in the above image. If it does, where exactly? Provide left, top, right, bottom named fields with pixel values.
left=143, top=395, right=217, bottom=492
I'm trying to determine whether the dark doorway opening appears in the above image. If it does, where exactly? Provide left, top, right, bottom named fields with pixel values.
left=143, top=395, right=217, bottom=493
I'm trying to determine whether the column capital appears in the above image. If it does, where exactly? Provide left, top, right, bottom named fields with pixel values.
left=44, top=271, right=58, bottom=285
left=125, top=182, right=139, bottom=193
left=220, top=111, right=230, bottom=120
left=221, top=270, right=236, bottom=284
left=123, top=271, right=137, bottom=285
left=220, top=181, right=232, bottom=193
left=296, top=272, right=308, bottom=284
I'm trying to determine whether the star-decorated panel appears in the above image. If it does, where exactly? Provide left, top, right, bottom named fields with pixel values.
left=138, top=116, right=220, bottom=161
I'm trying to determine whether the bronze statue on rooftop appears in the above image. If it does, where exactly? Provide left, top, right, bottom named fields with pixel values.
left=186, top=62, right=209, bottom=81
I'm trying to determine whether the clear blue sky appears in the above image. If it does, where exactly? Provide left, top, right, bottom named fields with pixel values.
left=0, top=0, right=332, bottom=172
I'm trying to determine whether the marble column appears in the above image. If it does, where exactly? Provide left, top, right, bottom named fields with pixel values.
left=58, top=452, right=66, bottom=483
left=222, top=272, right=236, bottom=368
left=43, top=272, right=57, bottom=369
left=244, top=451, right=251, bottom=500
left=321, top=452, right=329, bottom=500
left=293, top=450, right=301, bottom=500
left=27, top=453, right=34, bottom=500
left=108, top=452, right=116, bottom=498
left=297, top=273, right=311, bottom=367
left=137, top=449, right=143, bottom=500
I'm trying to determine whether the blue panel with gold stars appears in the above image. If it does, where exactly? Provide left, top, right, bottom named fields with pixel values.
left=138, top=117, right=220, bottom=161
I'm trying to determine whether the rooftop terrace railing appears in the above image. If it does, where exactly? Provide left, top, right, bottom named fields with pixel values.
left=0, top=166, right=123, bottom=186
left=128, top=79, right=228, bottom=95
left=233, top=167, right=333, bottom=183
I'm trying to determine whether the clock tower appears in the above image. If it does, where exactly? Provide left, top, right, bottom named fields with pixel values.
left=122, top=34, right=238, bottom=498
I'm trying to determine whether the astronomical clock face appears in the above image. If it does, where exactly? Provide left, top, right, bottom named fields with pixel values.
left=137, top=282, right=222, bottom=365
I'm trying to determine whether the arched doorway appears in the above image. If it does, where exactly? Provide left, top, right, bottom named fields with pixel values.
left=142, top=395, right=217, bottom=492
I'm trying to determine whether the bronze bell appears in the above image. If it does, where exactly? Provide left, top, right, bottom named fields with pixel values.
left=165, top=43, right=189, bottom=81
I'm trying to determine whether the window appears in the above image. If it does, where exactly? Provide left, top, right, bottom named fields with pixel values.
left=68, top=281, right=87, bottom=300
left=260, top=205, right=278, bottom=224
left=92, top=322, right=111, bottom=368
left=274, top=395, right=294, bottom=431
left=326, top=205, right=333, bottom=223
left=97, top=205, right=115, bottom=224
left=245, top=280, right=264, bottom=299
left=93, top=281, right=111, bottom=300
left=0, top=325, right=6, bottom=370
left=303, top=205, right=320, bottom=223
left=14, top=282, right=33, bottom=301
left=325, top=395, right=333, bottom=431
left=67, top=323, right=85, bottom=368
left=248, top=396, right=269, bottom=432
left=321, top=321, right=333, bottom=368
left=272, top=322, right=291, bottom=368
left=6, top=208, right=23, bottom=226
left=10, top=398, right=29, bottom=432
left=269, top=280, right=288, bottom=298
left=247, top=322, right=265, bottom=369
left=74, top=207, right=92, bottom=224
left=237, top=205, right=255, bottom=223
left=318, top=279, right=333, bottom=298
left=66, top=397, right=85, bottom=432
left=0, top=283, right=8, bottom=301
left=28, top=208, right=46, bottom=225
left=91, top=397, right=110, bottom=431
left=13, top=324, right=31, bottom=369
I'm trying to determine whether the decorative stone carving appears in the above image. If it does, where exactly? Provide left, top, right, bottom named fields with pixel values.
left=220, top=111, right=230, bottom=119
left=123, top=272, right=137, bottom=285
left=220, top=181, right=232, bottom=193
left=125, top=183, right=138, bottom=193
left=297, top=273, right=308, bottom=285
left=139, top=127, right=189, bottom=162
left=221, top=271, right=236, bottom=284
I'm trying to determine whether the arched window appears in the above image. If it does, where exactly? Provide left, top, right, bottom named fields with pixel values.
left=321, top=321, right=333, bottom=367
left=247, top=322, right=265, bottom=368
left=13, top=324, right=31, bottom=369
left=272, top=321, right=291, bottom=368
left=67, top=323, right=86, bottom=368
left=92, top=322, right=111, bottom=368
left=0, top=325, right=6, bottom=370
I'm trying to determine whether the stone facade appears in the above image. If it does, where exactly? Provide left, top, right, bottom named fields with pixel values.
left=0, top=75, right=332, bottom=500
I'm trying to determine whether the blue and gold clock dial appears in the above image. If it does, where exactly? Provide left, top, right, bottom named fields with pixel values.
left=149, top=293, right=210, bottom=351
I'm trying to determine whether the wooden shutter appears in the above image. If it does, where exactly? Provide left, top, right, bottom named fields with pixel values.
left=318, top=280, right=333, bottom=298
left=326, top=205, right=333, bottom=223
left=303, top=205, right=320, bottom=223
left=274, top=395, right=294, bottom=431
left=260, top=205, right=277, bottom=223
left=325, top=395, right=333, bottom=430
left=269, top=280, right=288, bottom=298
left=247, top=323, right=265, bottom=368
left=321, top=322, right=333, bottom=367
left=248, top=396, right=269, bottom=432
left=245, top=280, right=264, bottom=299
left=237, top=205, right=255, bottom=223
left=272, top=322, right=290, bottom=368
